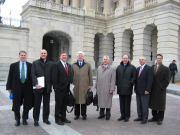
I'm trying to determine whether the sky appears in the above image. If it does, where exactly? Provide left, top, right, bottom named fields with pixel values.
left=1, top=0, right=28, bottom=19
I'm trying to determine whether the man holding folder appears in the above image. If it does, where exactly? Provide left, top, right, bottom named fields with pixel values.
left=31, top=49, right=53, bottom=126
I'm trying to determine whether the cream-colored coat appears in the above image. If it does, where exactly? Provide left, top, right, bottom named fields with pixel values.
left=71, top=60, right=93, bottom=104
left=95, top=64, right=116, bottom=108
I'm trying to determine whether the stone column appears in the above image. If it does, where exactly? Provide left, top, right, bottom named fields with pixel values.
left=103, top=0, right=111, bottom=14
left=156, top=22, right=179, bottom=67
left=83, top=0, right=95, bottom=17
left=84, top=0, right=91, bottom=8
left=112, top=27, right=124, bottom=67
left=63, top=0, right=69, bottom=5
left=72, top=0, right=79, bottom=8
left=131, top=23, right=146, bottom=67
left=151, top=28, right=158, bottom=66
left=83, top=26, right=96, bottom=69
left=56, top=0, right=60, bottom=3
left=115, top=0, right=127, bottom=16
left=98, top=33, right=114, bottom=66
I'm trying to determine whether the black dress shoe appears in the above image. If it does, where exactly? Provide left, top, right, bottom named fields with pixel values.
left=56, top=120, right=64, bottom=125
left=43, top=119, right=51, bottom=125
left=62, top=118, right=71, bottom=123
left=141, top=119, right=147, bottom=124
left=82, top=116, right=87, bottom=120
left=34, top=121, right=39, bottom=126
left=148, top=117, right=157, bottom=122
left=124, top=118, right=129, bottom=122
left=23, top=120, right=28, bottom=125
left=157, top=121, right=162, bottom=125
left=15, top=120, right=20, bottom=126
left=74, top=116, right=79, bottom=120
left=98, top=116, right=105, bottom=119
left=134, top=118, right=142, bottom=121
left=117, top=116, right=125, bottom=121
left=106, top=117, right=110, bottom=120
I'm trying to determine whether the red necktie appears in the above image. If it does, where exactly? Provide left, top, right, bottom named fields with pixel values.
left=65, top=63, right=69, bottom=76
left=138, top=66, right=142, bottom=77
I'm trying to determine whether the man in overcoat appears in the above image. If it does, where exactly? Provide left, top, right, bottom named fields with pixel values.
left=149, top=54, right=170, bottom=125
left=52, top=52, right=71, bottom=125
left=134, top=57, right=153, bottom=124
left=169, top=60, right=178, bottom=83
left=6, top=50, right=33, bottom=126
left=116, top=55, right=136, bottom=122
left=31, top=49, right=53, bottom=126
left=71, top=51, right=93, bottom=120
left=95, top=56, right=116, bottom=120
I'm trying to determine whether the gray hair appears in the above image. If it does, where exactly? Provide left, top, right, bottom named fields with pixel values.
left=103, top=55, right=110, bottom=60
left=77, top=51, right=85, bottom=56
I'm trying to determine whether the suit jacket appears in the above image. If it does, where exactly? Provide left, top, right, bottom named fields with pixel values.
left=52, top=61, right=71, bottom=92
left=6, top=61, right=33, bottom=112
left=31, top=58, right=53, bottom=93
left=149, top=64, right=170, bottom=111
left=135, top=64, right=153, bottom=95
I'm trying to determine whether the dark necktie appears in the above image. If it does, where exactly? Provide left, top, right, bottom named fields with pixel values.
left=21, top=63, right=25, bottom=83
left=65, top=63, right=69, bottom=76
left=80, top=62, right=82, bottom=67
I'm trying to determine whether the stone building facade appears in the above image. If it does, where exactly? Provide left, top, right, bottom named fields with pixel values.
left=0, top=0, right=180, bottom=79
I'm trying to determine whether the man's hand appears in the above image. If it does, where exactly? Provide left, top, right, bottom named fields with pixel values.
left=8, top=90, right=11, bottom=94
left=88, top=86, right=91, bottom=89
left=145, top=91, right=149, bottom=94
left=35, top=84, right=42, bottom=89
left=110, top=90, right=113, bottom=94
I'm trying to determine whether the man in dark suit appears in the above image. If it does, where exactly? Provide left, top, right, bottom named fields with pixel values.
left=149, top=54, right=170, bottom=125
left=116, top=55, right=136, bottom=122
left=169, top=60, right=178, bottom=83
left=31, top=49, right=53, bottom=126
left=52, top=52, right=71, bottom=125
left=6, top=50, right=33, bottom=126
left=134, top=57, right=153, bottom=124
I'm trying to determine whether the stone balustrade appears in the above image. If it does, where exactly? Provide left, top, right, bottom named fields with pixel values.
left=124, top=5, right=134, bottom=14
left=145, top=0, right=158, bottom=7
left=23, top=0, right=84, bottom=16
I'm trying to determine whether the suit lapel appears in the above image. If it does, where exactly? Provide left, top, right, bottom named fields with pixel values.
left=155, top=65, right=163, bottom=77
left=59, top=61, right=68, bottom=76
left=26, top=62, right=30, bottom=80
left=17, top=61, right=20, bottom=79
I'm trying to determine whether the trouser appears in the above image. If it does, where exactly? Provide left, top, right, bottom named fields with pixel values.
left=33, top=88, right=50, bottom=121
left=99, top=108, right=111, bottom=118
left=14, top=83, right=29, bottom=121
left=119, top=95, right=132, bottom=118
left=136, top=94, right=150, bottom=120
left=74, top=104, right=87, bottom=117
left=152, top=110, right=165, bottom=121
left=170, top=72, right=175, bottom=83
left=55, top=89, right=68, bottom=121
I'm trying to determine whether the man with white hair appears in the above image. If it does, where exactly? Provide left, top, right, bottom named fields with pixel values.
left=95, top=56, right=116, bottom=120
left=134, top=57, right=153, bottom=124
left=71, top=51, right=93, bottom=120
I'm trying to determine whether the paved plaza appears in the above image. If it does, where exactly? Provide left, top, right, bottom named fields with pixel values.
left=0, top=80, right=180, bottom=135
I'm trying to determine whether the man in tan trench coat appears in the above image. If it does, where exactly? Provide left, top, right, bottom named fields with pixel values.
left=71, top=51, right=93, bottom=120
left=95, top=56, right=116, bottom=120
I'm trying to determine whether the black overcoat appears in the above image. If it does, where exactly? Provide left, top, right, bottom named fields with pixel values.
left=149, top=64, right=170, bottom=111
left=6, top=61, right=33, bottom=112
left=31, top=58, right=53, bottom=93
left=116, top=61, right=136, bottom=95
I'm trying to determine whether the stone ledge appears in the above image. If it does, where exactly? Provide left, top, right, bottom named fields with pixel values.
left=167, top=84, right=180, bottom=96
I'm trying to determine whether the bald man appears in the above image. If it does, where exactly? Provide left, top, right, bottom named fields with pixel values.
left=134, top=57, right=153, bottom=124
left=31, top=49, right=53, bottom=126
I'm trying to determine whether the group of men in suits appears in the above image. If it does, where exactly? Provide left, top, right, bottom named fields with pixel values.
left=6, top=50, right=93, bottom=126
left=116, top=54, right=169, bottom=125
left=6, top=49, right=169, bottom=127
